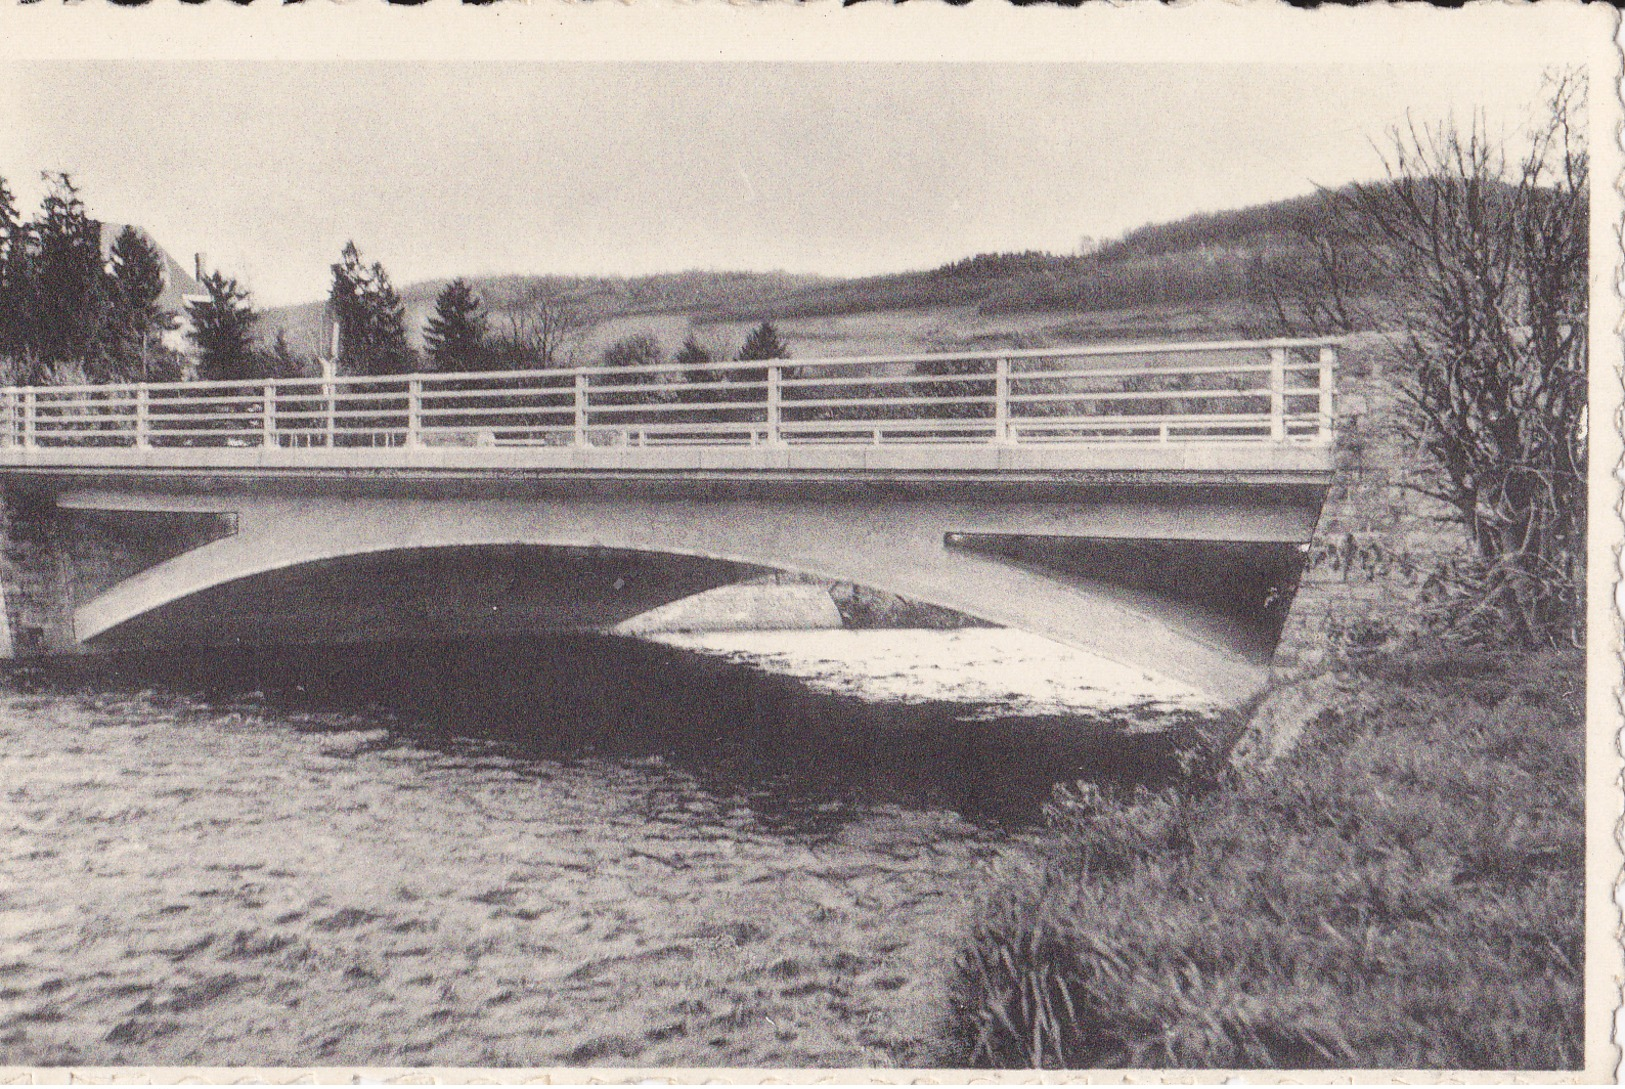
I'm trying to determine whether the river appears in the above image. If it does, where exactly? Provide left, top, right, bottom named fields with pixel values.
left=0, top=629, right=1213, bottom=1069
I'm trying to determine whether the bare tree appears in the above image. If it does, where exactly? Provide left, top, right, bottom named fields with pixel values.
left=1246, top=203, right=1376, bottom=337
left=1281, top=73, right=1589, bottom=647
left=487, top=281, right=590, bottom=370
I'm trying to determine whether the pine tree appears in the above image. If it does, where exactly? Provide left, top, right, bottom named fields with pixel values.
left=0, top=174, right=27, bottom=365
left=106, top=225, right=176, bottom=381
left=328, top=241, right=416, bottom=377
left=423, top=278, right=487, bottom=372
left=673, top=336, right=708, bottom=369
left=734, top=321, right=789, bottom=405
left=188, top=269, right=260, bottom=382
left=737, top=320, right=789, bottom=361
left=29, top=173, right=111, bottom=372
left=258, top=328, right=307, bottom=379
left=368, top=262, right=414, bottom=375
left=675, top=334, right=723, bottom=407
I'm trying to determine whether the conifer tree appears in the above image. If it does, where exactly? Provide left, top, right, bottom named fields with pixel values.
left=675, top=334, right=726, bottom=407
left=29, top=173, right=111, bottom=372
left=259, top=328, right=307, bottom=379
left=106, top=225, right=176, bottom=380
left=423, top=278, right=487, bottom=372
left=737, top=320, right=789, bottom=362
left=328, top=241, right=415, bottom=376
left=188, top=269, right=260, bottom=382
left=734, top=321, right=789, bottom=404
left=0, top=174, right=27, bottom=365
left=674, top=335, right=711, bottom=369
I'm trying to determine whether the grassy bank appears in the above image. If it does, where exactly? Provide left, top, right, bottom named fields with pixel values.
left=947, top=649, right=1585, bottom=1070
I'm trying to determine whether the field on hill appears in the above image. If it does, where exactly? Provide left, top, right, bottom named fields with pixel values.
left=256, top=186, right=1377, bottom=365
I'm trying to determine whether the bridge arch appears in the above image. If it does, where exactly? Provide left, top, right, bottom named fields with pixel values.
left=70, top=491, right=1284, bottom=702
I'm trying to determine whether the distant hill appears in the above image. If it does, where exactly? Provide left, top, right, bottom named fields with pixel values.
left=697, top=190, right=1355, bottom=324
left=259, top=185, right=1383, bottom=362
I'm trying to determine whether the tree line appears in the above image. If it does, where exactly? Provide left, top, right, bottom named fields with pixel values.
left=0, top=170, right=304, bottom=385
left=0, top=172, right=794, bottom=390
left=415, top=272, right=791, bottom=384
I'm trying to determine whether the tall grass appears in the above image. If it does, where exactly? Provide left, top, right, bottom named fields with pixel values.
left=948, top=649, right=1584, bottom=1070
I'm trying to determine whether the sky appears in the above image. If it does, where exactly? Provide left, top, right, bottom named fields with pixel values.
left=0, top=61, right=1556, bottom=306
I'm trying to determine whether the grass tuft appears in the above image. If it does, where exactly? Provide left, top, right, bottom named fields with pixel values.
left=948, top=649, right=1584, bottom=1070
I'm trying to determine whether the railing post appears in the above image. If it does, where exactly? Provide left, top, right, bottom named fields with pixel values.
left=135, top=386, right=150, bottom=449
left=766, top=364, right=781, bottom=445
left=573, top=370, right=587, bottom=447
left=261, top=384, right=276, bottom=448
left=323, top=378, right=336, bottom=448
left=405, top=379, right=422, bottom=447
left=1268, top=346, right=1287, bottom=441
left=1318, top=345, right=1336, bottom=443
left=994, top=356, right=1010, bottom=444
left=22, top=389, right=35, bottom=449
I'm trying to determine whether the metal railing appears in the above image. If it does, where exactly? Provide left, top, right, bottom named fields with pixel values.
left=0, top=337, right=1338, bottom=452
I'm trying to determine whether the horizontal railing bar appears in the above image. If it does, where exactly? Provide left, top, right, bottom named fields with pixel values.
left=779, top=394, right=994, bottom=412
left=1011, top=388, right=1270, bottom=406
left=415, top=405, right=577, bottom=421
left=583, top=400, right=779, bottom=417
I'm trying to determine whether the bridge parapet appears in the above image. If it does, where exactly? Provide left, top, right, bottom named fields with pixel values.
left=0, top=337, right=1338, bottom=467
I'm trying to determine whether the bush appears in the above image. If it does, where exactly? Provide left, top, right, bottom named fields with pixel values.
left=949, top=649, right=1584, bottom=1070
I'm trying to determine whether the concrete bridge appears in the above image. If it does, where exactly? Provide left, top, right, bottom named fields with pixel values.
left=0, top=337, right=1338, bottom=704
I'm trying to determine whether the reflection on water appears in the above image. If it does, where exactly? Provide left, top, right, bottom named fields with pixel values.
left=0, top=631, right=1215, bottom=1068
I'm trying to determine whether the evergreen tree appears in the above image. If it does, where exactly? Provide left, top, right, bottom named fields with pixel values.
left=675, top=334, right=726, bottom=407
left=674, top=334, right=711, bottom=369
left=737, top=320, right=789, bottom=361
left=259, top=328, right=307, bottom=379
left=188, top=269, right=260, bottom=382
left=423, top=278, right=487, bottom=371
left=0, top=174, right=27, bottom=365
left=328, top=241, right=415, bottom=376
left=29, top=173, right=111, bottom=373
left=106, top=225, right=176, bottom=381
left=734, top=321, right=789, bottom=405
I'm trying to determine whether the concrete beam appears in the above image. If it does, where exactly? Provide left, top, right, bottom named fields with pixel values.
left=0, top=439, right=1334, bottom=479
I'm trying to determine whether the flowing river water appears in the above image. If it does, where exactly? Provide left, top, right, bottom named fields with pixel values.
left=0, top=629, right=1213, bottom=1069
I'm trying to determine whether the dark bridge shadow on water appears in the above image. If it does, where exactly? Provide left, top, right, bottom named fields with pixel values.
left=25, top=635, right=1211, bottom=832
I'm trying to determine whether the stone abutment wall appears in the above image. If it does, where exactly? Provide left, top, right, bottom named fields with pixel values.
left=1272, top=334, right=1471, bottom=677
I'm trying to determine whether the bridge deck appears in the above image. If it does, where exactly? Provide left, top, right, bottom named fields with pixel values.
left=0, top=337, right=1339, bottom=475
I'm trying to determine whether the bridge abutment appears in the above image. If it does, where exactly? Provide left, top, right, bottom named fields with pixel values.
left=1273, top=336, right=1471, bottom=676
left=0, top=494, right=237, bottom=658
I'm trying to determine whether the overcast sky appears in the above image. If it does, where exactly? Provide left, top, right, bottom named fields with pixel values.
left=0, top=61, right=1554, bottom=306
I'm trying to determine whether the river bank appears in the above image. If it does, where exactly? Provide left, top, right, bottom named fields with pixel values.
left=949, top=647, right=1586, bottom=1069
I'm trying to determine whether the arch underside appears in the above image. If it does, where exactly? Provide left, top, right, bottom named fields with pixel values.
left=71, top=490, right=1320, bottom=703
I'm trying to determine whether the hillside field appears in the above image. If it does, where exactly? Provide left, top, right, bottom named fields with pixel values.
left=256, top=186, right=1372, bottom=364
